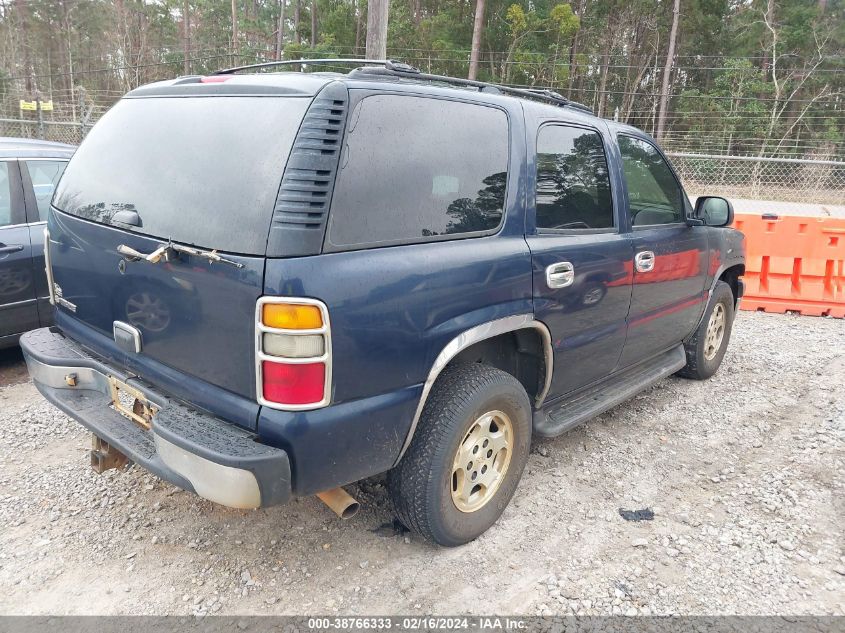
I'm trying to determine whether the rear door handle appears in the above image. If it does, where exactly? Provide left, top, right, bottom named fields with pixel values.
left=546, top=261, right=575, bottom=289
left=0, top=244, right=24, bottom=254
left=635, top=250, right=655, bottom=273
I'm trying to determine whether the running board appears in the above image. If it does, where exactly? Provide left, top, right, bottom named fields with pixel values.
left=533, top=345, right=686, bottom=438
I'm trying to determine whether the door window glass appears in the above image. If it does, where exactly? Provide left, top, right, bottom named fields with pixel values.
left=0, top=162, right=13, bottom=227
left=24, top=160, right=67, bottom=221
left=535, top=125, right=613, bottom=230
left=618, top=135, right=685, bottom=226
left=327, top=94, right=509, bottom=249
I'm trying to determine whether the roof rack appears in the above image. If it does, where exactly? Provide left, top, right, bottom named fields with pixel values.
left=212, top=58, right=414, bottom=75
left=211, top=58, right=593, bottom=114
left=351, top=66, right=593, bottom=114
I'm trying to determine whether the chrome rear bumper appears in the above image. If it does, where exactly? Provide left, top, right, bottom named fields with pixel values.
left=21, top=327, right=291, bottom=509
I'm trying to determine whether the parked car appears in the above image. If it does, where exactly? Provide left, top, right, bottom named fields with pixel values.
left=20, top=61, right=745, bottom=546
left=0, top=138, right=74, bottom=349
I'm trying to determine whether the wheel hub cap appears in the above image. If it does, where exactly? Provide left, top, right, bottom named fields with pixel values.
left=450, top=410, right=513, bottom=513
left=704, top=303, right=726, bottom=361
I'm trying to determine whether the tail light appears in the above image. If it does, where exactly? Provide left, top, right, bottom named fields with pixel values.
left=256, top=298, right=331, bottom=409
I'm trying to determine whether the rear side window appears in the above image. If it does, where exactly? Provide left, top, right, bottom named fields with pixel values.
left=53, top=96, right=311, bottom=255
left=326, top=95, right=509, bottom=249
left=618, top=135, right=685, bottom=226
left=535, top=125, right=613, bottom=230
left=24, top=160, right=67, bottom=221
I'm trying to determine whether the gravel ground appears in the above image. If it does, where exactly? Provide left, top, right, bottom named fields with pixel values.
left=0, top=311, right=842, bottom=616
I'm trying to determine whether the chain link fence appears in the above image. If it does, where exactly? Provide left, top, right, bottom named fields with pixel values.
left=0, top=117, right=91, bottom=145
left=667, top=153, right=845, bottom=205
left=1, top=116, right=842, bottom=205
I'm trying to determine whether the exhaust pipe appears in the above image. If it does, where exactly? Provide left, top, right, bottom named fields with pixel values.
left=316, top=487, right=360, bottom=519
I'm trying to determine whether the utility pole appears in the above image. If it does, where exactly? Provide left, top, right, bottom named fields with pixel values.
left=656, top=0, right=680, bottom=141
left=365, top=0, right=388, bottom=60
left=468, top=0, right=486, bottom=80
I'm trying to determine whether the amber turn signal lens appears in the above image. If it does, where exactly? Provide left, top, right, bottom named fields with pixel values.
left=262, top=303, right=323, bottom=330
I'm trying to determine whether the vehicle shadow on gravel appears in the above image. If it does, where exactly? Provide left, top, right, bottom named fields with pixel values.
left=2, top=313, right=843, bottom=615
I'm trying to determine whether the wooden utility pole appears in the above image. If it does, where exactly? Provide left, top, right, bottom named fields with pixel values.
left=183, top=0, right=191, bottom=74
left=365, top=0, right=388, bottom=59
left=655, top=0, right=680, bottom=141
left=468, top=0, right=486, bottom=80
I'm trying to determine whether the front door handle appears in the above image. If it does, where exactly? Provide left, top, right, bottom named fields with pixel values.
left=546, top=261, right=575, bottom=289
left=635, top=250, right=655, bottom=273
left=0, top=244, right=24, bottom=254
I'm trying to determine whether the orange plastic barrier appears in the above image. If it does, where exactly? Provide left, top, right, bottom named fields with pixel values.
left=732, top=213, right=845, bottom=318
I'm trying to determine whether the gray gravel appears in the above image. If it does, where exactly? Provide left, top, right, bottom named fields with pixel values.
left=0, top=311, right=842, bottom=615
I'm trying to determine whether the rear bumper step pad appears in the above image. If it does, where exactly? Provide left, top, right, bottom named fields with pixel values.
left=20, top=327, right=291, bottom=509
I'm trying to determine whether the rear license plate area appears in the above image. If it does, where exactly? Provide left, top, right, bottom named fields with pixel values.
left=108, top=376, right=157, bottom=429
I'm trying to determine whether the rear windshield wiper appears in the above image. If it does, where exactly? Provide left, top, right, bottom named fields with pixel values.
left=117, top=241, right=245, bottom=269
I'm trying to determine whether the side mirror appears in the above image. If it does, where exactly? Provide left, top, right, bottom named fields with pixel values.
left=694, top=196, right=734, bottom=227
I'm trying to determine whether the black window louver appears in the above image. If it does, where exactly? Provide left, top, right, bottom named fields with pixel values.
left=266, top=82, right=349, bottom=257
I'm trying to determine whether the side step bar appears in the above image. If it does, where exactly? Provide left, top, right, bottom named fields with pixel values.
left=533, top=345, right=686, bottom=438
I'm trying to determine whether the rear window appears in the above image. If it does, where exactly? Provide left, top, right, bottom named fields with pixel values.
left=53, top=96, right=311, bottom=255
left=326, top=94, right=509, bottom=250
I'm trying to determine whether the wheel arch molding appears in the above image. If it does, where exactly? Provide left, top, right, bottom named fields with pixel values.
left=393, top=314, right=553, bottom=466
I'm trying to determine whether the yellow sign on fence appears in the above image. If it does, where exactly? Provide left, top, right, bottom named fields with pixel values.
left=19, top=99, right=54, bottom=111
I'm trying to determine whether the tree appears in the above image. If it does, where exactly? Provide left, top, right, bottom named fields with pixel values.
left=275, top=0, right=286, bottom=59
left=0, top=0, right=840, bottom=162
left=231, top=0, right=238, bottom=61
left=656, top=0, right=680, bottom=140
left=183, top=0, right=191, bottom=74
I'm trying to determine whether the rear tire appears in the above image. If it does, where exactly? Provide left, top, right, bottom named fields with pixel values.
left=388, top=363, right=532, bottom=547
left=677, top=280, right=735, bottom=380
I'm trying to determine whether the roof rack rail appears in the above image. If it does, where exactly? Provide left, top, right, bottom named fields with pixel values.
left=211, top=58, right=594, bottom=114
left=348, top=65, right=594, bottom=114
left=212, top=58, right=418, bottom=75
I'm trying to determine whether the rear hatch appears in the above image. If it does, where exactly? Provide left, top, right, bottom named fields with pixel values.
left=48, top=87, right=313, bottom=426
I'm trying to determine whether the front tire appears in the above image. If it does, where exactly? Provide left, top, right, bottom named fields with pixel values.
left=388, top=363, right=532, bottom=546
left=677, top=280, right=735, bottom=380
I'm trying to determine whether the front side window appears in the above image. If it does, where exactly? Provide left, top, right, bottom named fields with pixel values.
left=535, top=125, right=613, bottom=230
left=618, top=135, right=685, bottom=226
left=327, top=94, right=509, bottom=249
left=24, top=160, right=67, bottom=221
left=0, top=162, right=12, bottom=227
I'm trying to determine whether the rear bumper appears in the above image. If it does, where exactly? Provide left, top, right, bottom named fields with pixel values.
left=20, top=327, right=291, bottom=509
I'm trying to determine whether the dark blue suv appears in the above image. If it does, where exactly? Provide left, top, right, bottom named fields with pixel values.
left=21, top=60, right=745, bottom=546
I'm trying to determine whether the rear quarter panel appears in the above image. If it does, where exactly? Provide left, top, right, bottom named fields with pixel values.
left=259, top=99, right=533, bottom=493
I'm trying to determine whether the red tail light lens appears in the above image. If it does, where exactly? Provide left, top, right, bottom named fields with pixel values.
left=261, top=361, right=326, bottom=406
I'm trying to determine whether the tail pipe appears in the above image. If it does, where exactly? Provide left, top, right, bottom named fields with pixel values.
left=316, top=487, right=360, bottom=519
